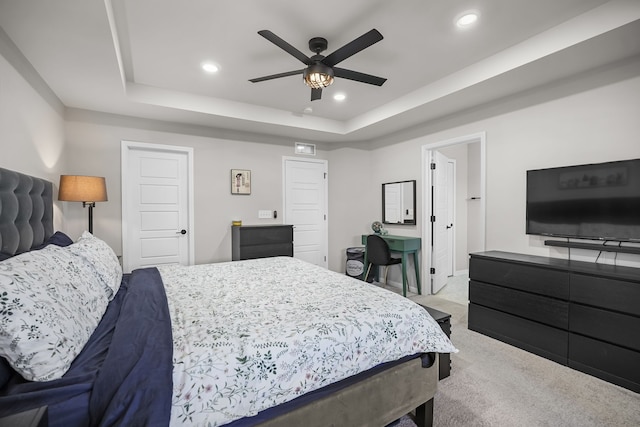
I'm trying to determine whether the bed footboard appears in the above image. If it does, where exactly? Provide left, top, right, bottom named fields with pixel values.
left=257, top=355, right=438, bottom=427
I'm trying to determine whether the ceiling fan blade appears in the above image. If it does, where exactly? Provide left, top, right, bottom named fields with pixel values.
left=249, top=69, right=304, bottom=83
left=311, top=88, right=322, bottom=101
left=333, top=67, right=387, bottom=86
left=258, top=30, right=311, bottom=65
left=322, top=29, right=383, bottom=67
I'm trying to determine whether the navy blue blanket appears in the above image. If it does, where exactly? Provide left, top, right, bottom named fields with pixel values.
left=0, top=268, right=173, bottom=426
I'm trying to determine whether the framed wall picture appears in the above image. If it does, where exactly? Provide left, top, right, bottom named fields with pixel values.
left=231, top=169, right=251, bottom=194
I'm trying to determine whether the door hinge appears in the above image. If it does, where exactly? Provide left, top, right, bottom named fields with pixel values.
left=430, top=267, right=436, bottom=274
left=324, top=172, right=327, bottom=179
left=324, top=214, right=327, bottom=220
left=430, top=163, right=436, bottom=170
left=324, top=256, right=327, bottom=262
left=430, top=215, right=436, bottom=222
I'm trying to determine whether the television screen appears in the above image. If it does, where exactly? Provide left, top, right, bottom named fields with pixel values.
left=526, top=158, right=640, bottom=242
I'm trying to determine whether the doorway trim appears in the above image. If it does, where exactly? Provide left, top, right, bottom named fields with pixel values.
left=447, top=158, right=457, bottom=277
left=121, top=140, right=195, bottom=272
left=421, top=131, right=486, bottom=294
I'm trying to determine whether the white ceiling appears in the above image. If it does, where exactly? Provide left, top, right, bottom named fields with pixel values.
left=1, top=0, right=639, bottom=148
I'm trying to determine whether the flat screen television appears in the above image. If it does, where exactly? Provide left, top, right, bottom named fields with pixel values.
left=526, top=158, right=640, bottom=242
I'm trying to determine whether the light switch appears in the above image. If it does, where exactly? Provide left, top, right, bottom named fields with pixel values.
left=258, top=210, right=273, bottom=219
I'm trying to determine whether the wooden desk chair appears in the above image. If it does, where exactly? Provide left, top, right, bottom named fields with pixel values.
left=364, top=234, right=402, bottom=284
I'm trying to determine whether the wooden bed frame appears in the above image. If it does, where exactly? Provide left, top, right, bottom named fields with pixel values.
left=0, top=167, right=438, bottom=427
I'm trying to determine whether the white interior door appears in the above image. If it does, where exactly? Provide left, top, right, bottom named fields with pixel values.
left=121, top=141, right=194, bottom=273
left=283, top=158, right=328, bottom=268
left=431, top=150, right=451, bottom=294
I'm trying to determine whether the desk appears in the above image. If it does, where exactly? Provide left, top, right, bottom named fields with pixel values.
left=362, top=234, right=421, bottom=296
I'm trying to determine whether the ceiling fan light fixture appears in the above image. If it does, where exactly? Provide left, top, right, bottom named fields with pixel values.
left=303, top=63, right=334, bottom=89
left=250, top=29, right=386, bottom=101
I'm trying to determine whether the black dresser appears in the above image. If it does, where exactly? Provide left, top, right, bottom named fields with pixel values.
left=232, top=225, right=294, bottom=261
left=468, top=250, right=640, bottom=393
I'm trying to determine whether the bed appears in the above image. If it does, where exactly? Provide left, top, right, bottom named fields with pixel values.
left=0, top=167, right=456, bottom=426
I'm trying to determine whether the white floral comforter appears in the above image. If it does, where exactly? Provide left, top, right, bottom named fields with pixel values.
left=158, top=257, right=456, bottom=426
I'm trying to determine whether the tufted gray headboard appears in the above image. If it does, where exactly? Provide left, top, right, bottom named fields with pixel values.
left=0, top=167, right=54, bottom=258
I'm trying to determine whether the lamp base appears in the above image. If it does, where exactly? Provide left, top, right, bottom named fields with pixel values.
left=83, top=202, right=96, bottom=234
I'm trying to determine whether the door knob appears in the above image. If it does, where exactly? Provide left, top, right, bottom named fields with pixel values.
left=177, top=229, right=187, bottom=235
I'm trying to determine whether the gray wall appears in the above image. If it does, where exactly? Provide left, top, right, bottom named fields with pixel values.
left=2, top=44, right=640, bottom=274
left=63, top=120, right=378, bottom=273
left=361, top=62, right=640, bottom=270
left=0, top=50, right=66, bottom=232
left=63, top=118, right=334, bottom=265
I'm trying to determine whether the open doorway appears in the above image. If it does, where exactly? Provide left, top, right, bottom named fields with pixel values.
left=422, top=132, right=486, bottom=295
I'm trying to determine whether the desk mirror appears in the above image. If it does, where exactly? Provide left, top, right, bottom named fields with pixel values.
left=382, top=180, right=416, bottom=225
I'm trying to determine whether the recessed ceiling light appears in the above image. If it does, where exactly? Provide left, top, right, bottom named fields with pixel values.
left=333, top=93, right=346, bottom=101
left=303, top=106, right=313, bottom=114
left=455, top=11, right=479, bottom=28
left=202, top=62, right=219, bottom=73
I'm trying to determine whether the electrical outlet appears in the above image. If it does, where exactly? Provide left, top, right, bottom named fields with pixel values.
left=258, top=210, right=273, bottom=219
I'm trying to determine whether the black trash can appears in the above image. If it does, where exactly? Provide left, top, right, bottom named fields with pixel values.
left=345, top=247, right=365, bottom=280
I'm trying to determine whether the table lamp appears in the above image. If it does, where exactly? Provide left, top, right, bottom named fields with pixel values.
left=58, top=175, right=108, bottom=234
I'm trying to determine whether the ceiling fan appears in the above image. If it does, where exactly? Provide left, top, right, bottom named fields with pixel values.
left=249, top=29, right=387, bottom=101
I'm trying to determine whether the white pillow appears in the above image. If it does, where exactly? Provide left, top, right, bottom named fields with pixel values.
left=66, top=231, right=122, bottom=300
left=0, top=244, right=109, bottom=381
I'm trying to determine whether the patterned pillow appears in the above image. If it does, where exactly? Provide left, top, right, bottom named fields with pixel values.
left=0, top=244, right=110, bottom=381
left=66, top=231, right=122, bottom=300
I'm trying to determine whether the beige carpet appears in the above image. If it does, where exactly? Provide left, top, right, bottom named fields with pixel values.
left=383, top=275, right=640, bottom=426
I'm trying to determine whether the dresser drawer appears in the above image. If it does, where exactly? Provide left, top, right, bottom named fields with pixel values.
left=569, top=333, right=640, bottom=393
left=470, top=281, right=568, bottom=329
left=385, top=237, right=419, bottom=251
left=570, top=273, right=640, bottom=317
left=569, top=304, right=640, bottom=352
left=237, top=226, right=293, bottom=245
left=238, top=243, right=293, bottom=260
left=469, top=303, right=568, bottom=364
left=362, top=235, right=421, bottom=252
left=470, top=257, right=569, bottom=299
